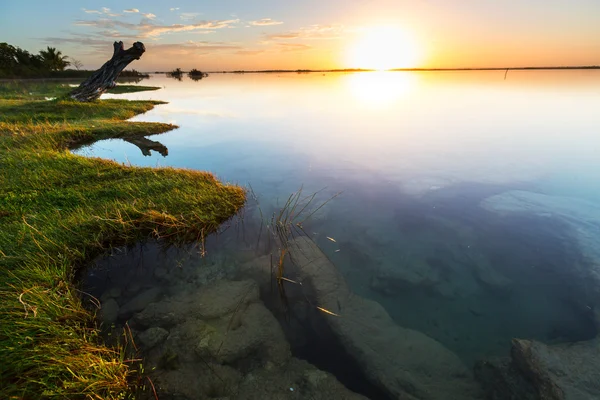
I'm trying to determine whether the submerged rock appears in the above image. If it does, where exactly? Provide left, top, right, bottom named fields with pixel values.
left=481, top=190, right=600, bottom=305
left=133, top=278, right=365, bottom=399
left=476, top=338, right=600, bottom=400
left=138, top=327, right=169, bottom=349
left=474, top=357, right=538, bottom=400
left=285, top=236, right=483, bottom=400
left=235, top=357, right=368, bottom=400
left=118, top=287, right=162, bottom=320
left=364, top=220, right=511, bottom=300
left=99, top=298, right=119, bottom=324
left=100, top=287, right=121, bottom=303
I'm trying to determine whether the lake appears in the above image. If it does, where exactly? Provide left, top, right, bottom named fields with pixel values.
left=78, top=70, right=600, bottom=399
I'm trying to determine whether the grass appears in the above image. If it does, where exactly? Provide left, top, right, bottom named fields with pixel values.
left=0, top=81, right=160, bottom=100
left=0, top=81, right=245, bottom=399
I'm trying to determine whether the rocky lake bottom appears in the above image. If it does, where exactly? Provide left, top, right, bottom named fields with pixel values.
left=82, top=183, right=600, bottom=399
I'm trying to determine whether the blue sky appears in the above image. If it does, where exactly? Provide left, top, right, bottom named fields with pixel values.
left=1, top=0, right=600, bottom=70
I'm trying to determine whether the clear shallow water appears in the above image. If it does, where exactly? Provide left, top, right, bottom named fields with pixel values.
left=79, top=71, right=600, bottom=386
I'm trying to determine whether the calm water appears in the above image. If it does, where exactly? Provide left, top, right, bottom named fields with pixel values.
left=79, top=71, right=600, bottom=395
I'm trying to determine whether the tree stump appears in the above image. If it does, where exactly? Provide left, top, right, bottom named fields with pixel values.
left=69, top=41, right=145, bottom=102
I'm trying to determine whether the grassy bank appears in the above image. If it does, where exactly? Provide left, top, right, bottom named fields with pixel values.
left=0, top=81, right=160, bottom=100
left=0, top=82, right=245, bottom=398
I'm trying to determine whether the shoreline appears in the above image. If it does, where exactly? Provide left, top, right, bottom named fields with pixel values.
left=0, top=81, right=246, bottom=398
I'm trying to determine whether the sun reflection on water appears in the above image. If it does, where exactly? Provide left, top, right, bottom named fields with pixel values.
left=345, top=71, right=417, bottom=107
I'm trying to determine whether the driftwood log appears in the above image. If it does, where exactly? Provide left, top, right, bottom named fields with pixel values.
left=69, top=41, right=145, bottom=102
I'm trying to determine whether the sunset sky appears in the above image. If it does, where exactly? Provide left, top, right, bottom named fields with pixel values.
left=1, top=0, right=599, bottom=71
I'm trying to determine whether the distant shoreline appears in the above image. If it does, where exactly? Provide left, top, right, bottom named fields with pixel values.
left=3, top=66, right=598, bottom=82
left=202, top=66, right=600, bottom=74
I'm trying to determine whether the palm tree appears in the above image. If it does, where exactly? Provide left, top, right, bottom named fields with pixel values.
left=39, top=47, right=70, bottom=71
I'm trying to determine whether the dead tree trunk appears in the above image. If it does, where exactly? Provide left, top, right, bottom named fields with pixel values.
left=69, top=41, right=145, bottom=102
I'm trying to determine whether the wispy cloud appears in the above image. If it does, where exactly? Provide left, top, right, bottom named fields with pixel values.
left=249, top=18, right=283, bottom=26
left=235, top=49, right=266, bottom=56
left=123, top=8, right=139, bottom=13
left=42, top=36, right=241, bottom=56
left=141, top=13, right=156, bottom=20
left=170, top=7, right=179, bottom=11
left=74, top=18, right=238, bottom=38
left=142, top=20, right=239, bottom=36
left=154, top=40, right=241, bottom=52
left=180, top=12, right=201, bottom=21
left=276, top=43, right=311, bottom=52
left=266, top=24, right=344, bottom=41
left=82, top=7, right=121, bottom=17
left=101, top=7, right=121, bottom=17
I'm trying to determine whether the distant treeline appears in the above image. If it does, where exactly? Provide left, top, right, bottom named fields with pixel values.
left=0, top=42, right=149, bottom=79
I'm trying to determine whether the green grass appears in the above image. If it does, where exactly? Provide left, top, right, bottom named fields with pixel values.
left=0, top=82, right=245, bottom=399
left=107, top=85, right=161, bottom=94
left=0, top=81, right=161, bottom=100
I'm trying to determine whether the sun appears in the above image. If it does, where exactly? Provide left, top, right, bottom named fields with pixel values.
left=347, top=26, right=421, bottom=71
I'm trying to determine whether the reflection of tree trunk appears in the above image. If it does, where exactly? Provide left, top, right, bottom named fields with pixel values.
left=69, top=41, right=145, bottom=102
left=124, top=137, right=168, bottom=157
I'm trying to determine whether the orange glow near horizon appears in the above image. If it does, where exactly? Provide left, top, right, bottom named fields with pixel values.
left=346, top=26, right=422, bottom=70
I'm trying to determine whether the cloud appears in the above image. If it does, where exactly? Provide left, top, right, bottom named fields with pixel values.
left=276, top=43, right=311, bottom=52
left=123, top=8, right=139, bottom=13
left=180, top=12, right=201, bottom=21
left=265, top=24, right=344, bottom=41
left=154, top=41, right=241, bottom=51
left=249, top=18, right=283, bottom=26
left=82, top=7, right=121, bottom=17
left=74, top=18, right=238, bottom=38
left=170, top=7, right=180, bottom=11
left=101, top=7, right=121, bottom=17
left=141, top=13, right=156, bottom=19
left=235, top=49, right=265, bottom=56
left=42, top=36, right=241, bottom=57
left=141, top=19, right=239, bottom=36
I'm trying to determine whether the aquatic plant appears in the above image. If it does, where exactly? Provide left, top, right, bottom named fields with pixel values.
left=250, top=185, right=340, bottom=308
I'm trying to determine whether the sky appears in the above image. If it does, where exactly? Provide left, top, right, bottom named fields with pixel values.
left=1, top=0, right=600, bottom=71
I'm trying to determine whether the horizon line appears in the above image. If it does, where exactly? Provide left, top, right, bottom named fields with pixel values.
left=147, top=65, right=600, bottom=74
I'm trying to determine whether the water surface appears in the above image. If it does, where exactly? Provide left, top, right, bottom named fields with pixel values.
left=78, top=70, right=600, bottom=368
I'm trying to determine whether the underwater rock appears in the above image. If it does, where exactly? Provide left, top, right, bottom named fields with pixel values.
left=118, top=287, right=162, bottom=320
left=512, top=338, right=600, bottom=399
left=133, top=278, right=369, bottom=399
left=481, top=190, right=600, bottom=303
left=235, top=357, right=368, bottom=400
left=135, top=279, right=370, bottom=399
left=132, top=280, right=260, bottom=329
left=132, top=299, right=185, bottom=329
left=366, top=224, right=511, bottom=300
left=186, top=301, right=290, bottom=366
left=476, top=338, right=600, bottom=400
left=99, top=298, right=119, bottom=324
left=100, top=287, right=121, bottom=303
left=286, top=236, right=483, bottom=400
left=370, top=257, right=443, bottom=296
left=195, top=279, right=260, bottom=319
left=155, top=362, right=243, bottom=399
left=474, top=357, right=538, bottom=400
left=138, top=279, right=290, bottom=368
left=138, top=327, right=169, bottom=349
